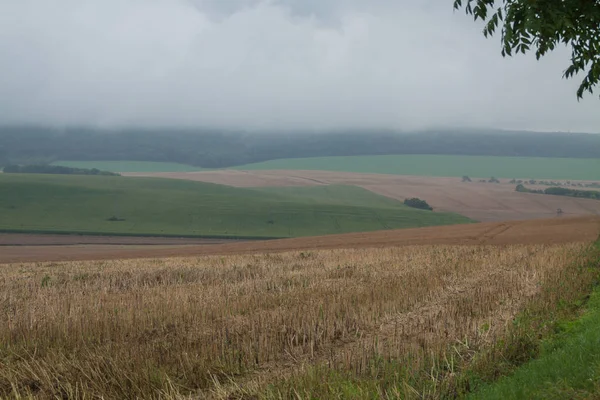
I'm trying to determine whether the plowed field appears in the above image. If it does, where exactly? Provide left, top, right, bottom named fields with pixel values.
left=2, top=216, right=598, bottom=264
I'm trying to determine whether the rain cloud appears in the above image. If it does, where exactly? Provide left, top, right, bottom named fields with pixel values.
left=0, top=0, right=598, bottom=132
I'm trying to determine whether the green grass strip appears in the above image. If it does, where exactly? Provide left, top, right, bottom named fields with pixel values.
left=469, top=245, right=600, bottom=399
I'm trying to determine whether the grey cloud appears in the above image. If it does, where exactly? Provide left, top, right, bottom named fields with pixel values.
left=0, top=0, right=598, bottom=132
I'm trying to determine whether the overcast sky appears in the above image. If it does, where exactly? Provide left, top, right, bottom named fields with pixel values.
left=1, top=0, right=599, bottom=133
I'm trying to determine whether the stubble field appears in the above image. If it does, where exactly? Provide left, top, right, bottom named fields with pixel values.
left=1, top=239, right=597, bottom=399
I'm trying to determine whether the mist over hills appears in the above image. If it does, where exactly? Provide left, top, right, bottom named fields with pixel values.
left=1, top=126, right=599, bottom=168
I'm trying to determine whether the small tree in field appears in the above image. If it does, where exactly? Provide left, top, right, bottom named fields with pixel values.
left=462, top=175, right=472, bottom=182
left=404, top=198, right=434, bottom=211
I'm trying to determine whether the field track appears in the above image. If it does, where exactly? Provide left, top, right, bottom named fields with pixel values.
left=2, top=216, right=598, bottom=264
left=123, top=170, right=600, bottom=222
left=0, top=233, right=244, bottom=246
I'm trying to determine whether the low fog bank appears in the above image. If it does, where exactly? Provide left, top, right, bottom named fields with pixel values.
left=2, top=126, right=600, bottom=168
left=0, top=0, right=599, bottom=132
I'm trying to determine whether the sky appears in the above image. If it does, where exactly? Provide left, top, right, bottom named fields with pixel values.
left=1, top=0, right=599, bottom=133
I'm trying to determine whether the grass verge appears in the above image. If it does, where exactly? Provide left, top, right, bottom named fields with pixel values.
left=466, top=240, right=600, bottom=399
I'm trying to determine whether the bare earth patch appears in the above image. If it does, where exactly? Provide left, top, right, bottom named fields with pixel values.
left=124, top=170, right=600, bottom=222
left=1, top=216, right=598, bottom=264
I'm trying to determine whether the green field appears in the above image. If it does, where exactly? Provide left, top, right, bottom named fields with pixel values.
left=250, top=185, right=410, bottom=208
left=233, top=155, right=600, bottom=181
left=52, top=161, right=202, bottom=173
left=52, top=155, right=600, bottom=180
left=0, top=174, right=471, bottom=238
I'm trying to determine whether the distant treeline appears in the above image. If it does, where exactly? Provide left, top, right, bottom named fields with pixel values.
left=1, top=126, right=600, bottom=168
left=2, top=164, right=120, bottom=176
left=511, top=179, right=600, bottom=188
left=516, top=184, right=600, bottom=200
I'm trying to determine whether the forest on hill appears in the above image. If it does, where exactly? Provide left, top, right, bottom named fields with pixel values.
left=1, top=126, right=599, bottom=168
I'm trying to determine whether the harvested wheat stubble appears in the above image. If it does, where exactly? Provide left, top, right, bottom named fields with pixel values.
left=0, top=241, right=594, bottom=399
left=1, top=216, right=598, bottom=264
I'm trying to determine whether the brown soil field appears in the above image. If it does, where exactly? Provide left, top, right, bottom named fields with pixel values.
left=124, top=170, right=600, bottom=222
left=2, top=216, right=598, bottom=264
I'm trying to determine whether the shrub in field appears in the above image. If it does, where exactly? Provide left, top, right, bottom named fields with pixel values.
left=106, top=216, right=126, bottom=222
left=403, top=197, right=433, bottom=210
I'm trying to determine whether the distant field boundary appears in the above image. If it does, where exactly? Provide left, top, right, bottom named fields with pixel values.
left=231, top=154, right=600, bottom=181
left=52, top=155, right=600, bottom=181
left=0, top=228, right=281, bottom=241
left=51, top=160, right=203, bottom=173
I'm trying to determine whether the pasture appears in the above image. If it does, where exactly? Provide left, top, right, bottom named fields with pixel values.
left=1, top=239, right=598, bottom=399
left=0, top=174, right=470, bottom=238
left=233, top=154, right=600, bottom=181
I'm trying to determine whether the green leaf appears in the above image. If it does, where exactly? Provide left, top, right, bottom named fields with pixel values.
left=454, top=0, right=600, bottom=100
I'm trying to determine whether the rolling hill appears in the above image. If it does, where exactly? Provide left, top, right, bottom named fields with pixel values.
left=232, top=154, right=600, bottom=181
left=52, top=154, right=600, bottom=180
left=0, top=174, right=471, bottom=238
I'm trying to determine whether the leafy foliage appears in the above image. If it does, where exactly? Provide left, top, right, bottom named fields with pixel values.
left=454, top=0, right=600, bottom=99
left=403, top=197, right=434, bottom=211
